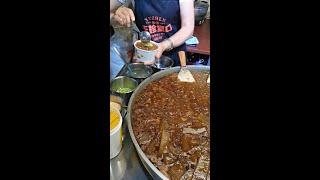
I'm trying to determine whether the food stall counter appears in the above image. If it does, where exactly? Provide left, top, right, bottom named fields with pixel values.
left=110, top=64, right=152, bottom=180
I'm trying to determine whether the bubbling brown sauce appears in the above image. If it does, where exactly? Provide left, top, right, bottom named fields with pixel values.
left=135, top=41, right=158, bottom=51
left=132, top=72, right=210, bottom=180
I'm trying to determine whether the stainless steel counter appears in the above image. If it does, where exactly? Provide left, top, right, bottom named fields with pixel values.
left=110, top=116, right=152, bottom=180
left=110, top=64, right=215, bottom=180
left=110, top=64, right=153, bottom=180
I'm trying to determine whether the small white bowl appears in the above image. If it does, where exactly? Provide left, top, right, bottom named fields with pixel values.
left=134, top=40, right=158, bottom=65
left=110, top=107, right=123, bottom=159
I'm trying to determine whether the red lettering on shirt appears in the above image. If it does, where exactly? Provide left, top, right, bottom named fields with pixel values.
left=149, top=25, right=157, bottom=34
left=143, top=16, right=171, bottom=39
left=143, top=25, right=149, bottom=31
left=165, top=24, right=173, bottom=32
left=157, top=25, right=165, bottom=33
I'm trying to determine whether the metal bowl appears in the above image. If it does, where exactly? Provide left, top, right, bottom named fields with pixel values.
left=152, top=55, right=174, bottom=70
left=126, top=65, right=210, bottom=180
left=110, top=76, right=138, bottom=94
left=110, top=76, right=139, bottom=105
left=126, top=63, right=153, bottom=79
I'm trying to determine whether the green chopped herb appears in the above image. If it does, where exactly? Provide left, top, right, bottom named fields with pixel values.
left=116, top=87, right=132, bottom=93
left=144, top=42, right=154, bottom=47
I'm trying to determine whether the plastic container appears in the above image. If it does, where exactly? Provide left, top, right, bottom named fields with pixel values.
left=134, top=40, right=159, bottom=65
left=110, top=107, right=123, bottom=159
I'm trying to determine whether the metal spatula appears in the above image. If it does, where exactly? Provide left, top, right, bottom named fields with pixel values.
left=177, top=51, right=195, bottom=82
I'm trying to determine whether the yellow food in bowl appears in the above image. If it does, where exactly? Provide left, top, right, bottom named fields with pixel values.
left=110, top=101, right=121, bottom=111
left=110, top=108, right=120, bottom=132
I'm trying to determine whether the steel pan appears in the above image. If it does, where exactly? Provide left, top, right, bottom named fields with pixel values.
left=126, top=65, right=210, bottom=180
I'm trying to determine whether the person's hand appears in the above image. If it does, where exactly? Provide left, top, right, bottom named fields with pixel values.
left=113, top=6, right=135, bottom=27
left=155, top=40, right=171, bottom=59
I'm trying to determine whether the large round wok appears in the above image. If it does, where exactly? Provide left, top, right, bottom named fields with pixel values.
left=127, top=65, right=210, bottom=180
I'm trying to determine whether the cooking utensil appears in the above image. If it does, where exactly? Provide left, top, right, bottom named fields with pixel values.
left=152, top=55, right=174, bottom=70
left=140, top=31, right=151, bottom=44
left=110, top=76, right=138, bottom=105
left=177, top=51, right=195, bottom=82
left=139, top=31, right=154, bottom=49
left=126, top=65, right=210, bottom=180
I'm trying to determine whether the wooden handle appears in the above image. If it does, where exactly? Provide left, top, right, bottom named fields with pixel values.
left=178, top=51, right=187, bottom=67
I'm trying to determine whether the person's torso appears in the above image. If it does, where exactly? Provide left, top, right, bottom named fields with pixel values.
left=133, top=0, right=186, bottom=66
left=134, top=0, right=181, bottom=43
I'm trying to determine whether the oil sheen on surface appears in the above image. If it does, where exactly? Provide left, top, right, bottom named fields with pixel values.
left=132, top=72, right=210, bottom=180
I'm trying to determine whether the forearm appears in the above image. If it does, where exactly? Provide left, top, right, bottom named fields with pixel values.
left=110, top=12, right=115, bottom=21
left=162, top=0, right=194, bottom=50
left=166, top=26, right=193, bottom=49
left=110, top=0, right=121, bottom=23
left=111, top=0, right=132, bottom=12
left=110, top=0, right=130, bottom=13
left=110, top=0, right=122, bottom=13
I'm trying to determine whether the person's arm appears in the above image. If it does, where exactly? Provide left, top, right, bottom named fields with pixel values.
left=111, top=0, right=124, bottom=13
left=110, top=0, right=135, bottom=27
left=110, top=0, right=121, bottom=22
left=156, top=0, right=194, bottom=58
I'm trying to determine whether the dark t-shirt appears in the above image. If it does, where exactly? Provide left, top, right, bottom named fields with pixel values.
left=134, top=0, right=186, bottom=66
